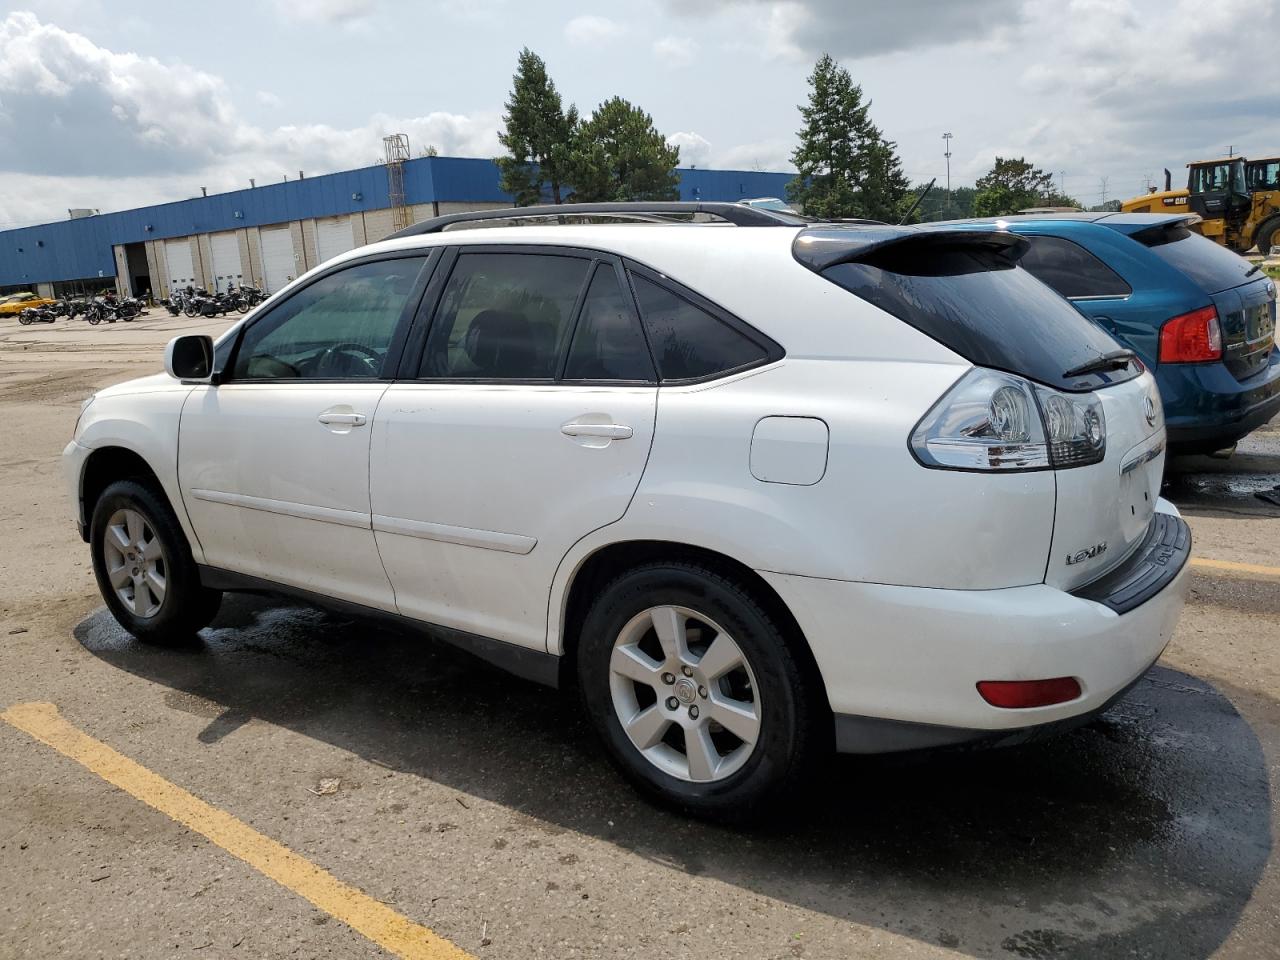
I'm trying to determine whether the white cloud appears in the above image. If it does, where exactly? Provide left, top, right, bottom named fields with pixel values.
left=653, top=35, right=697, bottom=66
left=667, top=131, right=712, bottom=167
left=256, top=90, right=282, bottom=108
left=714, top=139, right=795, bottom=173
left=271, top=0, right=376, bottom=23
left=0, top=12, right=501, bottom=225
left=564, top=14, right=625, bottom=45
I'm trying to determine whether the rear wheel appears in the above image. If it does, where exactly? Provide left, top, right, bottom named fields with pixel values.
left=577, top=562, right=823, bottom=820
left=90, top=479, right=221, bottom=644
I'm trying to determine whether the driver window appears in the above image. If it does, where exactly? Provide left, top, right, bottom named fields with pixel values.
left=232, top=257, right=426, bottom=380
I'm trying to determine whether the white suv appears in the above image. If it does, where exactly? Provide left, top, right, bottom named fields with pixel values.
left=65, top=203, right=1191, bottom=817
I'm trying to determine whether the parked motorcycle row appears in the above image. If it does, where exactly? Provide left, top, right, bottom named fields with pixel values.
left=14, top=280, right=267, bottom=327
left=17, top=293, right=144, bottom=326
left=162, top=282, right=266, bottom=318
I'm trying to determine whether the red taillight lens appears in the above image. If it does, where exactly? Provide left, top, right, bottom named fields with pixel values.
left=1159, top=306, right=1222, bottom=363
left=977, top=677, right=1082, bottom=708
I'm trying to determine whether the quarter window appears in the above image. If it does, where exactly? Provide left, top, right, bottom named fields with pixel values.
left=630, top=275, right=769, bottom=380
left=1019, top=236, right=1132, bottom=299
left=420, top=253, right=591, bottom=379
left=231, top=257, right=425, bottom=380
left=563, top=265, right=655, bottom=381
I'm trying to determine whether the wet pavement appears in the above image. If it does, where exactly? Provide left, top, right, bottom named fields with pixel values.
left=64, top=595, right=1275, bottom=959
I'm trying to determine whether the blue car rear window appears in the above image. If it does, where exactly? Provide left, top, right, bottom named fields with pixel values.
left=1135, top=223, right=1256, bottom=294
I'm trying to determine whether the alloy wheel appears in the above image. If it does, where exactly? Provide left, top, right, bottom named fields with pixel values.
left=608, top=605, right=761, bottom=783
left=102, top=508, right=167, bottom=618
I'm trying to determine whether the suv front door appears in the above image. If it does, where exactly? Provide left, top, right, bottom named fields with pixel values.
left=371, top=248, right=658, bottom=650
left=179, top=254, right=432, bottom=608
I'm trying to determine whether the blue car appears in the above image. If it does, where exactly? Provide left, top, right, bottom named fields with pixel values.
left=956, top=213, right=1279, bottom=454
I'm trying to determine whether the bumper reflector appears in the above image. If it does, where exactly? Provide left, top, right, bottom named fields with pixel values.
left=977, top=677, right=1082, bottom=709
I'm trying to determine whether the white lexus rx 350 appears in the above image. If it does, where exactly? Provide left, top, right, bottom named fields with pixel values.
left=65, top=203, right=1190, bottom=817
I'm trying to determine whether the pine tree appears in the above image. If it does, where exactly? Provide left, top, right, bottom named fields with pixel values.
left=563, top=97, right=681, bottom=202
left=494, top=48, right=578, bottom=205
left=786, top=54, right=907, bottom=220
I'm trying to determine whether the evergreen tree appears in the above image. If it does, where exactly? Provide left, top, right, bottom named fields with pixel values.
left=787, top=54, right=907, bottom=220
left=494, top=48, right=578, bottom=205
left=563, top=97, right=681, bottom=202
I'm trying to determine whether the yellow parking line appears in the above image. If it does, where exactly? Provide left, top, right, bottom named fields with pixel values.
left=0, top=702, right=473, bottom=960
left=1190, top=557, right=1280, bottom=580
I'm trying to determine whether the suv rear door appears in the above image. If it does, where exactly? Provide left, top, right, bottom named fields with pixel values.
left=370, top=247, right=658, bottom=651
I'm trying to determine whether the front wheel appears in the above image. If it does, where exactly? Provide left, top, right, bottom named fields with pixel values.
left=18, top=312, right=31, bottom=325
left=577, top=562, right=824, bottom=820
left=1255, top=218, right=1279, bottom=257
left=90, top=479, right=222, bottom=644
left=87, top=310, right=101, bottom=325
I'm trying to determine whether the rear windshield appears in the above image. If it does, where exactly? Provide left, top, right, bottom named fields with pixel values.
left=818, top=241, right=1139, bottom=392
left=1136, top=223, right=1256, bottom=293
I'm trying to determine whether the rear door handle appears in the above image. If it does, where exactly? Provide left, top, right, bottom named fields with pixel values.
left=561, top=422, right=633, bottom=439
left=318, top=412, right=367, bottom=426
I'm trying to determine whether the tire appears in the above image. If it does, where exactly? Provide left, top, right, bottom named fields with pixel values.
left=236, top=298, right=250, bottom=314
left=1255, top=218, right=1280, bottom=257
left=87, top=310, right=101, bottom=326
left=576, top=561, right=824, bottom=820
left=18, top=312, right=31, bottom=325
left=89, top=479, right=221, bottom=645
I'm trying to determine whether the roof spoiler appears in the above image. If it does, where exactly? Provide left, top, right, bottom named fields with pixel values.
left=792, top=224, right=1027, bottom=272
left=386, top=201, right=809, bottom=239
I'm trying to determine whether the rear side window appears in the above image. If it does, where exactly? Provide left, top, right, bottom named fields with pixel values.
left=1136, top=223, right=1256, bottom=294
left=818, top=241, right=1138, bottom=392
left=420, top=252, right=590, bottom=379
left=564, top=265, right=654, bottom=382
left=1019, top=235, right=1131, bottom=299
left=630, top=275, right=769, bottom=381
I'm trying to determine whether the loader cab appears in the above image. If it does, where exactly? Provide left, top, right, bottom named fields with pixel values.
left=1247, top=157, right=1280, bottom=192
left=1186, top=158, right=1250, bottom=220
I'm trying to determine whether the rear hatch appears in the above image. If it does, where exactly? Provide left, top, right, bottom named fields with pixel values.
left=1127, top=220, right=1276, bottom=380
left=797, top=224, right=1165, bottom=591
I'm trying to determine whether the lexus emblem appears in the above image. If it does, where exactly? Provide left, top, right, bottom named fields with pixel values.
left=1144, top=396, right=1157, bottom=427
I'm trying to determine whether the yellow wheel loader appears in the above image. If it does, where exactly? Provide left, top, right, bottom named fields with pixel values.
left=1122, top=156, right=1280, bottom=254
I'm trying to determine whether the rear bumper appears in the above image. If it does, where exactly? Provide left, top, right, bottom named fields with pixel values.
left=762, top=501, right=1190, bottom=753
left=1160, top=348, right=1280, bottom=450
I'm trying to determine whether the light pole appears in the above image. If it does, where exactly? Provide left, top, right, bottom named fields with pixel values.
left=942, top=132, right=953, bottom=216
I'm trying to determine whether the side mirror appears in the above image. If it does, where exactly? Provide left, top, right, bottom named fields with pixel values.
left=164, top=335, right=215, bottom=382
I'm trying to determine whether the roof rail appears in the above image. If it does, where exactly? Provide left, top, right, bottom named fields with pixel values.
left=385, top=201, right=808, bottom=240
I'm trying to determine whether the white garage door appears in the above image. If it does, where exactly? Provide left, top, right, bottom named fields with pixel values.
left=164, top=238, right=196, bottom=292
left=315, top=216, right=355, bottom=265
left=260, top=227, right=297, bottom=294
left=209, top=232, right=243, bottom=292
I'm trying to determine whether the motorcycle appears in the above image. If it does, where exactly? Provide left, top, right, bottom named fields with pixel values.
left=226, top=282, right=266, bottom=314
left=17, top=306, right=56, bottom=325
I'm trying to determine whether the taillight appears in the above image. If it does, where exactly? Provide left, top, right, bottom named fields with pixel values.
left=977, top=677, right=1082, bottom=708
left=1159, top=306, right=1222, bottom=363
left=909, top=368, right=1106, bottom=472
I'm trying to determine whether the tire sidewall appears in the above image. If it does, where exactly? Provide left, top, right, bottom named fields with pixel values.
left=89, top=479, right=215, bottom=642
left=577, top=564, right=809, bottom=813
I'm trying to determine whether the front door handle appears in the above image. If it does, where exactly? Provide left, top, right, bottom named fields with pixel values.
left=318, top=412, right=367, bottom=426
left=561, top=422, right=633, bottom=439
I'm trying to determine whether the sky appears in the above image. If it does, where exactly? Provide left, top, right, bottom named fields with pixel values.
left=1, top=0, right=1278, bottom=228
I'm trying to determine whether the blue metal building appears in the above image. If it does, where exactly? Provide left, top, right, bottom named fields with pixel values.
left=0, top=157, right=793, bottom=296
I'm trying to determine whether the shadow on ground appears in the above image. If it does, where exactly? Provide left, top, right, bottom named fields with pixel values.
left=77, top=596, right=1272, bottom=960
